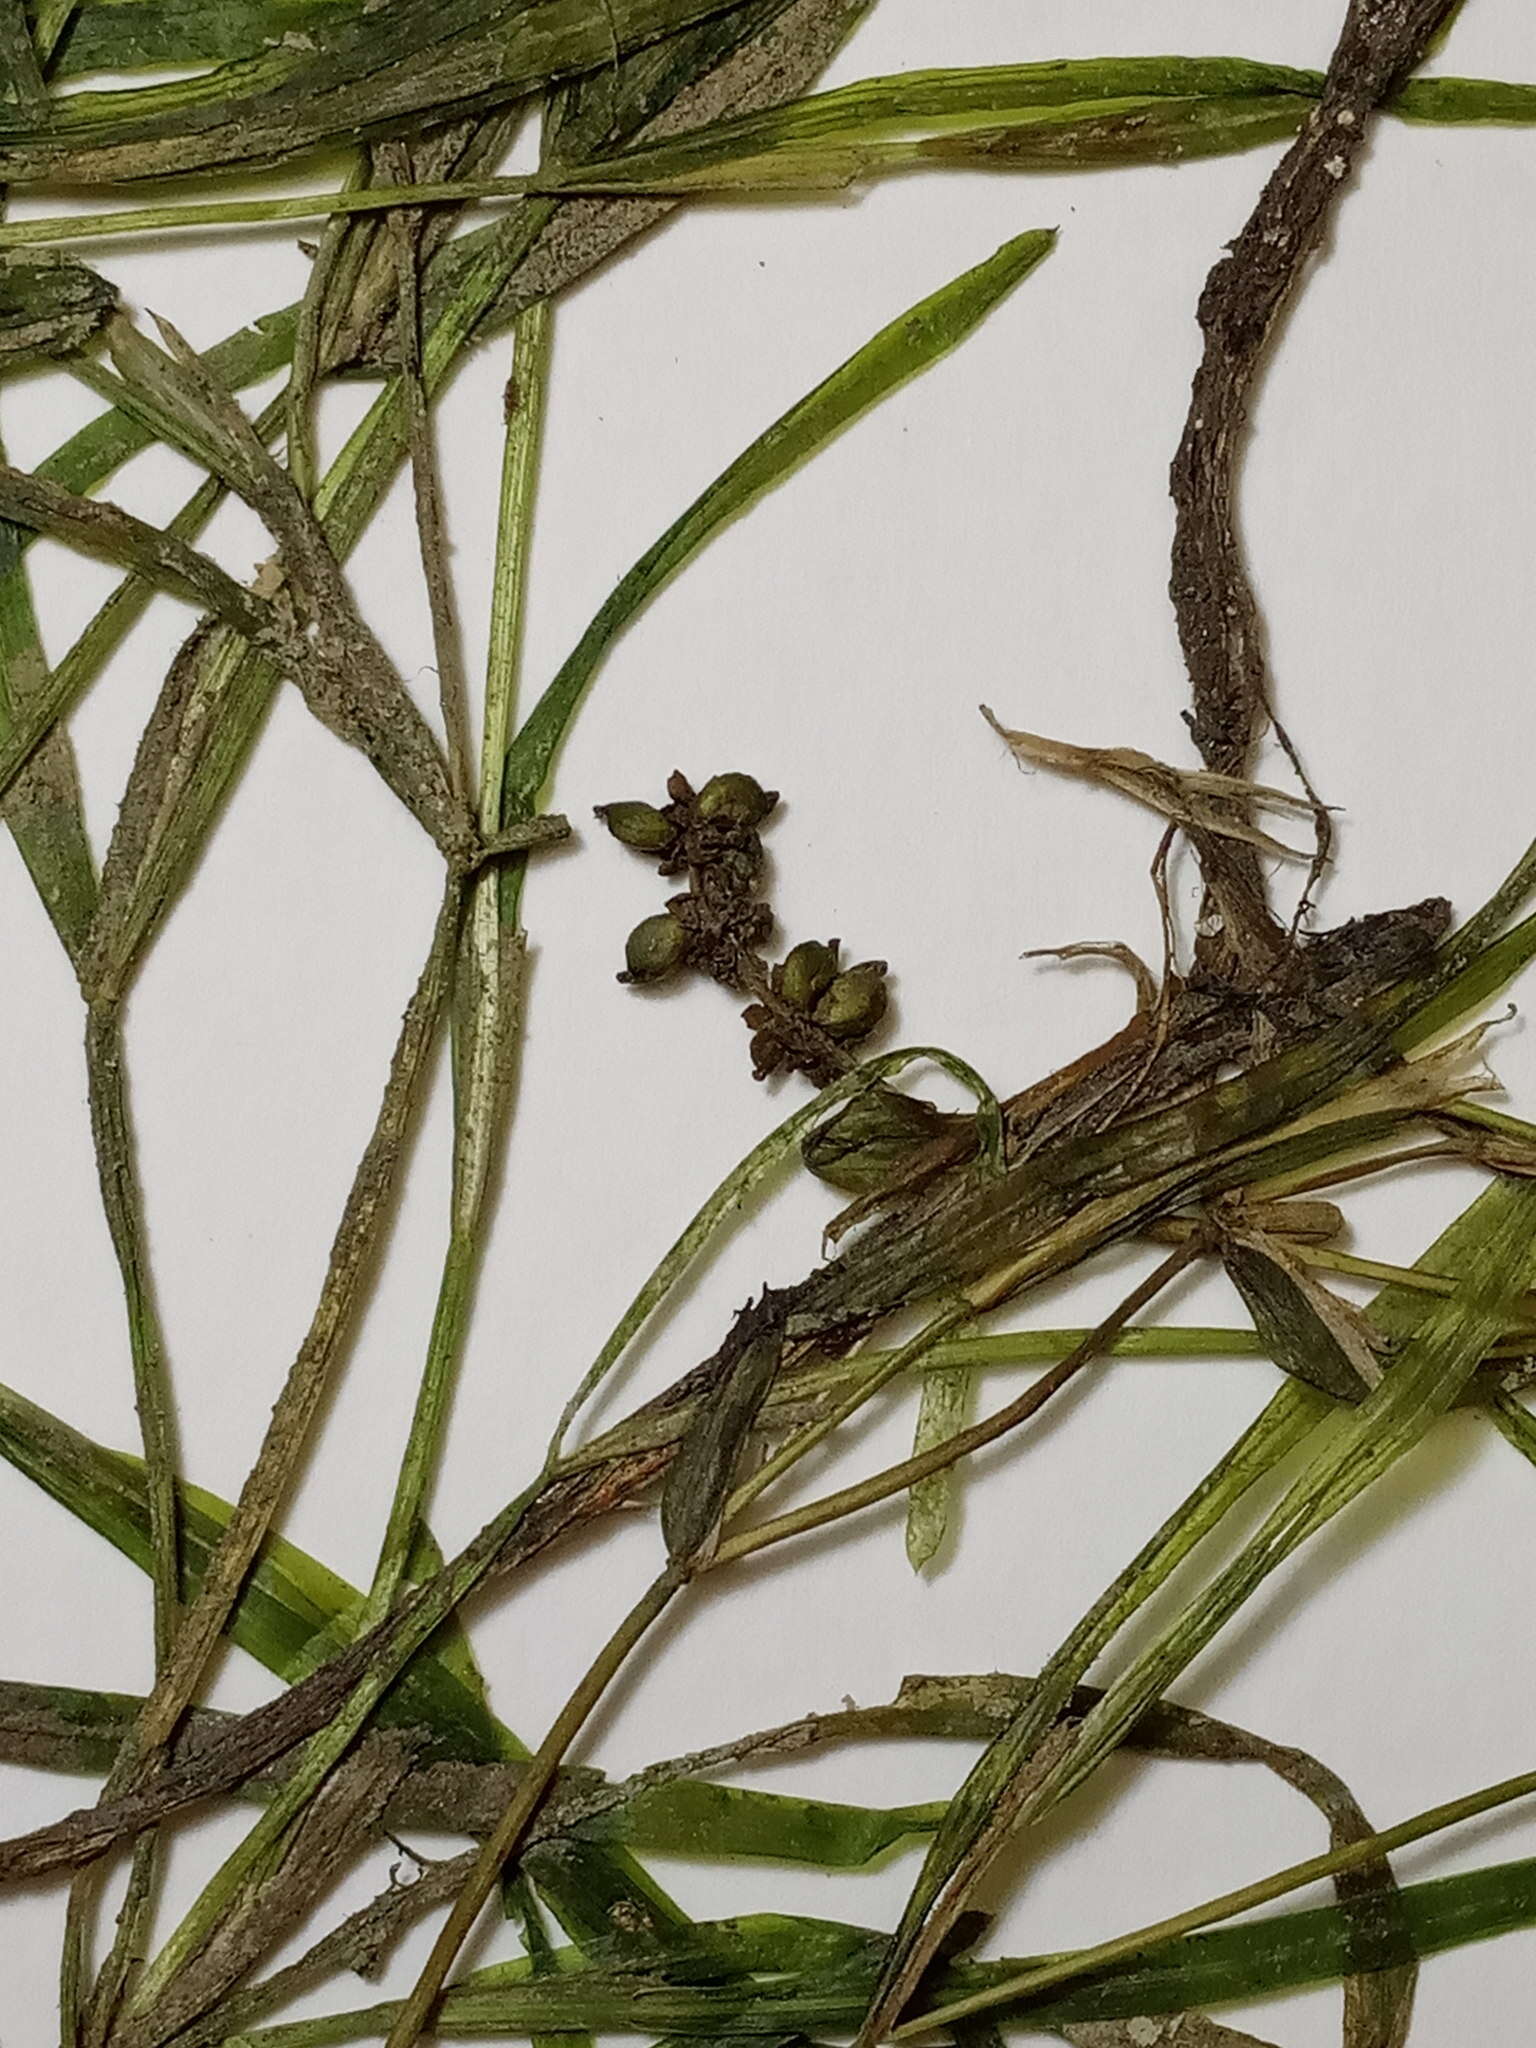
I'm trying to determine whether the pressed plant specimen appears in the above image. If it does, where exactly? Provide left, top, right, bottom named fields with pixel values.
left=6, top=2, right=1536, bottom=2045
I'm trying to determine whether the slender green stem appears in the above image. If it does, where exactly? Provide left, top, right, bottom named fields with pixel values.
left=1148, top=1215, right=1536, bottom=1320
left=1302, top=1241, right=1536, bottom=1312
left=897, top=1760, right=1536, bottom=2033
left=712, top=1242, right=1205, bottom=1569
left=0, top=180, right=541, bottom=250
left=383, top=1566, right=688, bottom=2048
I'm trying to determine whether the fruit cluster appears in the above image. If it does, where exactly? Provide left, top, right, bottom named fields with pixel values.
left=596, top=771, right=891, bottom=1086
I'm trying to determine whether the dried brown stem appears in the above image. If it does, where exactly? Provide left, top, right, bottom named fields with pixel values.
left=1169, top=0, right=1460, bottom=983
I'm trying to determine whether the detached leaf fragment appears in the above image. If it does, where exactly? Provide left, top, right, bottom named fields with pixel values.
left=0, top=250, right=115, bottom=365
left=662, top=1291, right=790, bottom=1567
left=982, top=708, right=1317, bottom=860
left=906, top=1365, right=974, bottom=1573
left=1221, top=1231, right=1385, bottom=1403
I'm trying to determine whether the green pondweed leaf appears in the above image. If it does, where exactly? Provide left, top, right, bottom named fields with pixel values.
left=502, top=226, right=1056, bottom=818
left=0, top=0, right=761, bottom=185
left=571, top=1778, right=942, bottom=1866
left=25, top=56, right=1536, bottom=248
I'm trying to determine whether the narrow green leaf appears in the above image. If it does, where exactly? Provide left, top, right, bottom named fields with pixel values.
left=578, top=1779, right=943, bottom=1865
left=502, top=228, right=1056, bottom=817
left=545, top=58, right=1536, bottom=192
left=0, top=1375, right=510, bottom=1764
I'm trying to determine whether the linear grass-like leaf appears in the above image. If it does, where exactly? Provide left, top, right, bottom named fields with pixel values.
left=503, top=227, right=1055, bottom=817
left=20, top=61, right=1536, bottom=253
left=0, top=1679, right=945, bottom=1865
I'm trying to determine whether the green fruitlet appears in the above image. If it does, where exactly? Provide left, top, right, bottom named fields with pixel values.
left=622, top=912, right=689, bottom=984
left=596, top=800, right=673, bottom=852
left=813, top=962, right=888, bottom=1040
left=696, top=771, right=776, bottom=826
left=778, top=938, right=840, bottom=1012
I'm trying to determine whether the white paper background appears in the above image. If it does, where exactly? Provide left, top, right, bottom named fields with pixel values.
left=5, top=3, right=1536, bottom=2039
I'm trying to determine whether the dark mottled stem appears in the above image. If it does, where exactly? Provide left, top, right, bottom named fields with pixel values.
left=1170, top=0, right=1461, bottom=980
